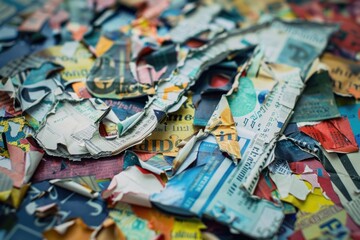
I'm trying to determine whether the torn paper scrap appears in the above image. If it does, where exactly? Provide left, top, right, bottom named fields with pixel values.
left=152, top=154, right=284, bottom=239
left=169, top=4, right=221, bottom=43
left=299, top=117, right=358, bottom=153
left=321, top=53, right=360, bottom=99
left=43, top=218, right=94, bottom=240
left=290, top=205, right=357, bottom=240
left=109, top=202, right=156, bottom=239
left=35, top=202, right=59, bottom=218
left=229, top=61, right=305, bottom=194
left=270, top=173, right=311, bottom=201
left=35, top=98, right=110, bottom=158
left=205, top=95, right=241, bottom=162
left=49, top=178, right=100, bottom=199
left=134, top=95, right=199, bottom=156
left=281, top=180, right=334, bottom=213
left=38, top=43, right=94, bottom=83
left=103, top=166, right=164, bottom=207
left=91, top=218, right=125, bottom=240
left=291, top=71, right=341, bottom=122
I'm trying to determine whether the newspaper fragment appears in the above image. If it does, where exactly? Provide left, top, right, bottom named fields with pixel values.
left=229, top=62, right=305, bottom=194
left=270, top=173, right=310, bottom=201
left=338, top=102, right=360, bottom=146
left=169, top=4, right=222, bottom=43
left=192, top=60, right=237, bottom=126
left=0, top=55, right=46, bottom=79
left=281, top=181, right=334, bottom=213
left=289, top=159, right=341, bottom=205
left=35, top=98, right=111, bottom=158
left=152, top=136, right=284, bottom=239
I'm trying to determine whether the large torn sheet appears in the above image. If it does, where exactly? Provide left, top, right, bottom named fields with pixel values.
left=35, top=99, right=111, bottom=159
left=151, top=136, right=283, bottom=239
left=230, top=62, right=305, bottom=193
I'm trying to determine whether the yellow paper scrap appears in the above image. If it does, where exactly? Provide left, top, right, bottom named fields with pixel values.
left=95, top=36, right=114, bottom=57
left=172, top=220, right=207, bottom=240
left=282, top=181, right=334, bottom=213
left=205, top=95, right=241, bottom=162
left=43, top=218, right=94, bottom=240
left=93, top=218, right=125, bottom=240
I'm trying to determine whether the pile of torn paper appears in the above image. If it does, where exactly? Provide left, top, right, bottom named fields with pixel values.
left=1, top=0, right=360, bottom=239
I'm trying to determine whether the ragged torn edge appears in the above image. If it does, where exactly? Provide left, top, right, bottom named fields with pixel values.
left=33, top=97, right=112, bottom=160
left=102, top=165, right=165, bottom=207
left=122, top=150, right=169, bottom=177
left=49, top=178, right=100, bottom=199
